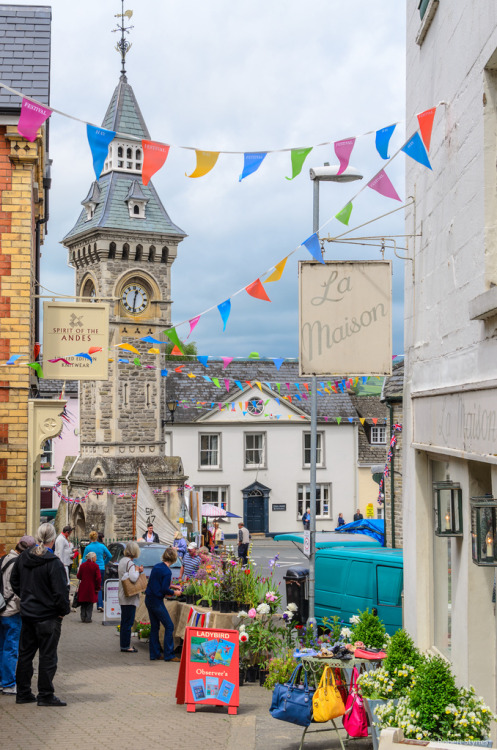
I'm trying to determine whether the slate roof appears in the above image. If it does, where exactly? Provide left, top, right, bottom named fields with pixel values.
left=381, top=359, right=404, bottom=402
left=165, top=361, right=358, bottom=424
left=38, top=380, right=78, bottom=397
left=349, top=395, right=388, bottom=464
left=63, top=171, right=186, bottom=242
left=101, top=76, right=150, bottom=139
left=0, top=5, right=51, bottom=111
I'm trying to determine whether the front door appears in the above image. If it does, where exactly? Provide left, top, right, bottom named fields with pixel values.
left=242, top=481, right=270, bottom=534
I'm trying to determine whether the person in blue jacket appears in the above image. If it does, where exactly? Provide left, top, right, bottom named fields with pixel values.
left=173, top=531, right=187, bottom=561
left=82, top=531, right=112, bottom=612
left=145, top=547, right=181, bottom=662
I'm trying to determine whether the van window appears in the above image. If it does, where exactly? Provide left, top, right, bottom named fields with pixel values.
left=377, top=565, right=403, bottom=606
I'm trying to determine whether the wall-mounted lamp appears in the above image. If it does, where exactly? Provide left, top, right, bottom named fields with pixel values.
left=433, top=481, right=463, bottom=537
left=470, top=496, right=497, bottom=566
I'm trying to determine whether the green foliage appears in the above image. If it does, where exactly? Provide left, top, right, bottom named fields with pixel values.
left=408, top=655, right=459, bottom=739
left=263, top=651, right=298, bottom=691
left=351, top=608, right=386, bottom=649
left=321, top=615, right=344, bottom=642
left=383, top=629, right=423, bottom=695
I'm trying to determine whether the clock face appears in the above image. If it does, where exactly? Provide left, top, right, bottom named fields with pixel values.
left=121, top=283, right=149, bottom=314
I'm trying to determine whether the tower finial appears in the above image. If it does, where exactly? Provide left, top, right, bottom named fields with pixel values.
left=112, top=0, right=133, bottom=79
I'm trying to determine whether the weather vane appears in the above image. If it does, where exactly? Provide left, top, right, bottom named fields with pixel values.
left=112, top=0, right=133, bottom=78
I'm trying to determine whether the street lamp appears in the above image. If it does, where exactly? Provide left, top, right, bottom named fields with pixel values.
left=307, top=163, right=363, bottom=627
left=166, top=398, right=177, bottom=424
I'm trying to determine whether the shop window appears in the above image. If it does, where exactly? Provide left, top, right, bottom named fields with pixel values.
left=297, top=483, right=331, bottom=519
left=199, top=486, right=229, bottom=510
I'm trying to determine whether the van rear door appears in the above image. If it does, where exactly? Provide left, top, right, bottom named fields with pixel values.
left=375, top=564, right=403, bottom=634
left=315, top=554, right=347, bottom=622
left=341, top=559, right=375, bottom=623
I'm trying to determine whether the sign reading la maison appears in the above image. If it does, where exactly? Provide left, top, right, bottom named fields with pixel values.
left=299, top=261, right=392, bottom=377
left=43, top=301, right=109, bottom=380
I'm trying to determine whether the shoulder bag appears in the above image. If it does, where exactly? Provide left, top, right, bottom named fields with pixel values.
left=121, top=560, right=147, bottom=597
left=269, top=664, right=314, bottom=727
left=342, top=667, right=368, bottom=737
left=313, top=665, right=346, bottom=723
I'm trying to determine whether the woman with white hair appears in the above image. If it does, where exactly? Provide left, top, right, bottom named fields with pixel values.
left=76, top=551, right=101, bottom=623
left=117, top=541, right=143, bottom=653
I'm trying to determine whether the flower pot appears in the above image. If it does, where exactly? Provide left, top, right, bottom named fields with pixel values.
left=230, top=600, right=238, bottom=612
left=212, top=599, right=220, bottom=611
left=245, top=666, right=259, bottom=683
left=200, top=599, right=209, bottom=608
left=259, top=669, right=269, bottom=687
left=186, top=595, right=194, bottom=604
left=365, top=698, right=399, bottom=750
left=239, top=668, right=245, bottom=687
left=219, top=600, right=231, bottom=613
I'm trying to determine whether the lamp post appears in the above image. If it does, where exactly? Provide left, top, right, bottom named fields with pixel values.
left=166, top=398, right=177, bottom=424
left=307, top=164, right=363, bottom=626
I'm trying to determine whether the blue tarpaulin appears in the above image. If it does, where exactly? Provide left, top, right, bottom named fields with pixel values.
left=334, top=519, right=385, bottom=545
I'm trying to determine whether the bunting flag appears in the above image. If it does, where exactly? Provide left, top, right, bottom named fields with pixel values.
left=148, top=348, right=160, bottom=354
left=163, top=327, right=184, bottom=354
left=5, top=355, right=21, bottom=365
left=375, top=124, right=396, bottom=159
left=197, top=356, right=209, bottom=367
left=335, top=202, right=353, bottom=226
left=140, top=335, right=162, bottom=344
left=187, top=316, right=200, bottom=339
left=224, top=379, right=230, bottom=391
left=117, top=343, right=140, bottom=355
left=48, top=358, right=72, bottom=366
left=245, top=278, right=271, bottom=302
left=186, top=150, right=220, bottom=178
left=401, top=131, right=432, bottom=170
left=367, top=170, right=402, bottom=202
left=133, top=357, right=141, bottom=366
left=217, top=299, right=231, bottom=331
left=161, top=369, right=168, bottom=377
left=417, top=107, right=436, bottom=151
left=334, top=138, right=356, bottom=175
left=170, top=345, right=183, bottom=356
left=286, top=147, right=313, bottom=180
left=33, top=343, right=41, bottom=360
left=86, top=124, right=116, bottom=180
left=239, top=152, right=267, bottom=181
left=17, top=98, right=52, bottom=142
left=118, top=358, right=129, bottom=363
left=75, top=353, right=92, bottom=361
left=88, top=346, right=102, bottom=355
left=142, top=140, right=170, bottom=185
left=212, top=378, right=220, bottom=388
left=265, top=256, right=288, bottom=283
left=301, top=233, right=324, bottom=263
left=222, top=357, right=233, bottom=369
left=28, top=362, right=43, bottom=378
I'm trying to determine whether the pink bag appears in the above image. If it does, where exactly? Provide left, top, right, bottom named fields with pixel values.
left=342, top=667, right=368, bottom=738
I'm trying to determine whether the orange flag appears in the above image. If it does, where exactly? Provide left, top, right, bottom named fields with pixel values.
left=417, top=107, right=436, bottom=151
left=142, top=140, right=170, bottom=186
left=171, top=345, right=183, bottom=356
left=88, top=346, right=102, bottom=354
left=265, top=256, right=288, bottom=283
left=245, top=278, right=271, bottom=302
left=186, top=150, right=220, bottom=178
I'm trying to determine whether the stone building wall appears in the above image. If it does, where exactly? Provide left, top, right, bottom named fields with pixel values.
left=383, top=402, right=403, bottom=548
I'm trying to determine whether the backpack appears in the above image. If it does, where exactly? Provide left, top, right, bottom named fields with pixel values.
left=0, top=555, right=16, bottom=613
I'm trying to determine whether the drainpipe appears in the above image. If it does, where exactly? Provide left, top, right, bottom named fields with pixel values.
left=387, top=402, right=395, bottom=549
left=34, top=158, right=52, bottom=354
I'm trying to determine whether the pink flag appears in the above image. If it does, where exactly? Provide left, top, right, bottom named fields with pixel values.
left=224, top=379, right=230, bottom=391
left=186, top=315, right=200, bottom=339
left=17, top=98, right=52, bottom=142
left=367, top=170, right=402, bottom=202
left=222, top=357, right=233, bottom=369
left=334, top=138, right=356, bottom=176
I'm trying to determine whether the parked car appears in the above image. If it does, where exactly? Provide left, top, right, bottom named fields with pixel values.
left=105, top=542, right=182, bottom=581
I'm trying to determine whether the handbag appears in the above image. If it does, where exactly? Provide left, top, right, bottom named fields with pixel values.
left=121, top=560, right=148, bottom=597
left=269, top=664, right=314, bottom=728
left=72, top=587, right=80, bottom=608
left=312, top=666, right=346, bottom=723
left=342, top=667, right=368, bottom=737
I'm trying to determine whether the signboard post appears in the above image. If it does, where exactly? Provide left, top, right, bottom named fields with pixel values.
left=102, top=578, right=121, bottom=626
left=303, top=530, right=311, bottom=558
left=176, top=627, right=239, bottom=714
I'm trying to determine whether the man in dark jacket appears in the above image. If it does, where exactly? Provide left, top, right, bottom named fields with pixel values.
left=10, top=523, right=70, bottom=706
left=142, top=523, right=160, bottom=543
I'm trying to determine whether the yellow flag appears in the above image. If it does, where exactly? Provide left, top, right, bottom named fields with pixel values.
left=117, top=343, right=139, bottom=355
left=255, top=381, right=262, bottom=391
left=360, top=418, right=365, bottom=425
left=186, top=150, right=220, bottom=178
left=148, top=347, right=160, bottom=354
left=265, top=256, right=288, bottom=283
left=187, top=372, right=196, bottom=378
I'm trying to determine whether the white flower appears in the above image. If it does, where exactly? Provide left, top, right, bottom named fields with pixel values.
left=341, top=627, right=352, bottom=638
left=287, top=602, right=298, bottom=612
left=239, top=632, right=249, bottom=643
left=284, top=611, right=294, bottom=621
left=238, top=610, right=248, bottom=617
left=239, top=624, right=246, bottom=632
left=350, top=615, right=360, bottom=624
left=256, top=602, right=270, bottom=614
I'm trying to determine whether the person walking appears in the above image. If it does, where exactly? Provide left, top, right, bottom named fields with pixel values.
left=237, top=522, right=250, bottom=566
left=82, top=530, right=111, bottom=612
left=54, top=525, right=74, bottom=584
left=173, top=531, right=187, bottom=561
left=76, top=551, right=101, bottom=623
left=11, top=523, right=70, bottom=706
left=213, top=522, right=224, bottom=551
left=302, top=508, right=311, bottom=530
left=117, top=542, right=143, bottom=653
left=145, top=547, right=181, bottom=662
left=0, top=535, right=35, bottom=695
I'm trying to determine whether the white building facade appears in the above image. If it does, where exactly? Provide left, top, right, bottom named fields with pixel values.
left=405, top=1, right=497, bottom=713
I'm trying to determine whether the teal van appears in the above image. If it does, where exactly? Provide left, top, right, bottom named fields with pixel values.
left=315, top=547, right=403, bottom=635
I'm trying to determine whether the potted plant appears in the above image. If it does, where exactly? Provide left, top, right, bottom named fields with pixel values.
left=262, top=650, right=298, bottom=691
left=350, top=608, right=387, bottom=649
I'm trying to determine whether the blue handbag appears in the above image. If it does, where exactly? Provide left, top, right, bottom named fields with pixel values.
left=269, top=664, right=314, bottom=727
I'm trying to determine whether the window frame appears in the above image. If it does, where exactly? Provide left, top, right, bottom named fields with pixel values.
left=297, top=483, right=331, bottom=520
left=371, top=425, right=387, bottom=445
left=243, top=431, right=267, bottom=470
left=198, top=432, right=222, bottom=470
left=303, top=431, right=325, bottom=468
left=40, top=439, right=54, bottom=471
left=198, top=486, right=230, bottom=511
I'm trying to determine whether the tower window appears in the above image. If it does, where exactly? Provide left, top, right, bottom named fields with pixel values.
left=135, top=245, right=143, bottom=261
left=146, top=383, right=151, bottom=407
left=161, top=247, right=169, bottom=264
left=118, top=146, right=123, bottom=158
left=133, top=205, right=140, bottom=215
left=109, top=242, right=116, bottom=260
left=122, top=243, right=129, bottom=260
left=127, top=147, right=132, bottom=159
left=148, top=246, right=155, bottom=262
left=136, top=149, right=142, bottom=160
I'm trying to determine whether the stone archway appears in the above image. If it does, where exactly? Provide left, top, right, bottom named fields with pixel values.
left=71, top=503, right=86, bottom=540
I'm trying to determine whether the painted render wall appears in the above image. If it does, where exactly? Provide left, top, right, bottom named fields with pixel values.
left=40, top=396, right=80, bottom=507
left=405, top=1, right=497, bottom=716
left=170, top=421, right=357, bottom=537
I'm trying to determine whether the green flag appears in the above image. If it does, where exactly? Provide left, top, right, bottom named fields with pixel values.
left=163, top=327, right=184, bottom=354
left=286, top=147, right=313, bottom=180
left=212, top=377, right=220, bottom=388
left=28, top=362, right=43, bottom=378
left=133, top=357, right=141, bottom=366
left=335, top=202, right=353, bottom=226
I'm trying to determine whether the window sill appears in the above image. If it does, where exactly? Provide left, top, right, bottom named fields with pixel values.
left=469, top=286, right=497, bottom=320
left=198, top=466, right=221, bottom=471
left=416, top=0, right=439, bottom=46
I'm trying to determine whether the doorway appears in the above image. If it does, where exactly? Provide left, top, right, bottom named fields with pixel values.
left=242, top=481, right=270, bottom=534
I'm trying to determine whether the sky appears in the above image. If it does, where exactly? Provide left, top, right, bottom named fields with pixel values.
left=23, top=0, right=407, bottom=360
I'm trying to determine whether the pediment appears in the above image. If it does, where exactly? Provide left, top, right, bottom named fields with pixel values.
left=197, top=384, right=310, bottom=424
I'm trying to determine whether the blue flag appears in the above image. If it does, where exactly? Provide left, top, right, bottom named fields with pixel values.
left=239, top=152, right=267, bottom=182
left=160, top=369, right=168, bottom=377
left=301, top=233, right=324, bottom=264
left=140, top=335, right=163, bottom=344
left=197, top=356, right=209, bottom=368
left=86, top=124, right=116, bottom=180
left=218, top=299, right=231, bottom=331
left=272, top=358, right=284, bottom=370
left=401, top=131, right=432, bottom=170
left=375, top=124, right=396, bottom=159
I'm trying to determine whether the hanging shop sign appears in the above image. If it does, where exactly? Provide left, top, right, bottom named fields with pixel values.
left=176, top=627, right=239, bottom=715
left=43, top=302, right=109, bottom=380
left=299, top=260, right=392, bottom=377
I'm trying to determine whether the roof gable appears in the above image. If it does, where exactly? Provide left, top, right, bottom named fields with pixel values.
left=197, top=384, right=310, bottom=423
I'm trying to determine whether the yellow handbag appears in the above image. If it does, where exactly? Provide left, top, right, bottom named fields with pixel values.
left=312, top=666, right=346, bottom=723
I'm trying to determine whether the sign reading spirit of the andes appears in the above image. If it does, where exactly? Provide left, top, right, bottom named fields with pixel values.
left=43, top=302, right=109, bottom=380
left=299, top=260, right=392, bottom=377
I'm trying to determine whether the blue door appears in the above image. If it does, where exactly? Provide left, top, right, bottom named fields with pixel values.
left=243, top=481, right=270, bottom=534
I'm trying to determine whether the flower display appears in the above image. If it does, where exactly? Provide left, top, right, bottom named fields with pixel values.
left=239, top=632, right=249, bottom=643
left=256, top=602, right=271, bottom=615
left=248, top=608, right=257, bottom=618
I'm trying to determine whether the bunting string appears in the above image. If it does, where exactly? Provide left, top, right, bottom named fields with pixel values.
left=377, top=424, right=402, bottom=504
left=53, top=480, right=192, bottom=505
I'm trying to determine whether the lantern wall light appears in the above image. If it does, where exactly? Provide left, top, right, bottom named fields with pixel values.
left=433, top=481, right=463, bottom=537
left=470, top=496, right=497, bottom=566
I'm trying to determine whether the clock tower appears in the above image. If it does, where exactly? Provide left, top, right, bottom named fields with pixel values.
left=61, top=68, right=187, bottom=538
